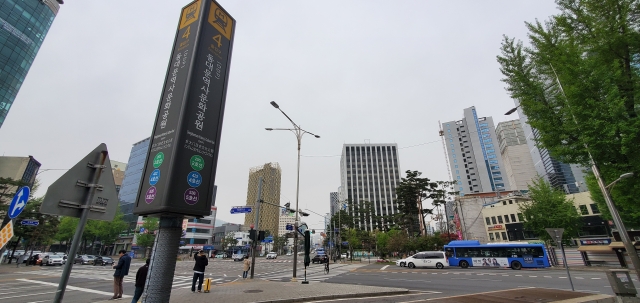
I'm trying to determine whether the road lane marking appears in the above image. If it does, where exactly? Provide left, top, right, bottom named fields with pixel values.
left=544, top=276, right=552, bottom=278
left=0, top=291, right=58, bottom=300
left=16, top=279, right=131, bottom=297
left=381, top=265, right=389, bottom=270
left=515, top=275, right=522, bottom=276
left=529, top=276, right=537, bottom=277
left=591, top=278, right=601, bottom=279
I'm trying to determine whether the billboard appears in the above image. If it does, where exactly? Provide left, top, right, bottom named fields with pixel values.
left=134, top=0, right=235, bottom=217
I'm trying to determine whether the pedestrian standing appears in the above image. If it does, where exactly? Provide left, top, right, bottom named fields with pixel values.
left=191, top=250, right=208, bottom=293
left=131, top=258, right=150, bottom=303
left=110, top=250, right=131, bottom=300
left=242, top=255, right=250, bottom=279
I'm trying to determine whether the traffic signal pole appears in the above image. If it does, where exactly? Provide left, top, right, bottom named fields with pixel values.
left=250, top=177, right=263, bottom=279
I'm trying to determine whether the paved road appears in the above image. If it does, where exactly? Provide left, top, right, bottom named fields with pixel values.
left=313, top=264, right=640, bottom=303
left=0, top=256, right=356, bottom=303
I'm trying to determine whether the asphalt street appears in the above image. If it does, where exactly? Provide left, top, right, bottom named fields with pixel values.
left=0, top=255, right=332, bottom=303
left=314, top=264, right=640, bottom=303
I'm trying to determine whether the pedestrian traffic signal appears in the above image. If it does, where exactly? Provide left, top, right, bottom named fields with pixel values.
left=258, top=231, right=265, bottom=241
left=304, top=230, right=311, bottom=267
left=249, top=229, right=256, bottom=241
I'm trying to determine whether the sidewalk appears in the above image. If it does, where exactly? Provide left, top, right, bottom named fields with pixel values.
left=95, top=279, right=409, bottom=303
left=0, top=262, right=44, bottom=274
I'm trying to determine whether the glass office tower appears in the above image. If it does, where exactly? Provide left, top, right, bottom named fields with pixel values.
left=0, top=0, right=62, bottom=128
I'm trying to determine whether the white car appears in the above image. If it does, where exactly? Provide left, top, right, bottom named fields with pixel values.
left=402, top=251, right=449, bottom=269
left=286, top=252, right=292, bottom=256
left=341, top=253, right=347, bottom=259
left=43, top=255, right=66, bottom=266
left=266, top=252, right=277, bottom=259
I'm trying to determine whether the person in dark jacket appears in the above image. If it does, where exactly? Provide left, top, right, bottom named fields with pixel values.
left=131, top=258, right=150, bottom=303
left=191, top=250, right=209, bottom=293
left=110, top=250, right=131, bottom=300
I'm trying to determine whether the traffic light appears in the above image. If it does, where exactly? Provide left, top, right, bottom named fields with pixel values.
left=249, top=229, right=256, bottom=241
left=303, top=230, right=311, bottom=267
left=258, top=231, right=265, bottom=241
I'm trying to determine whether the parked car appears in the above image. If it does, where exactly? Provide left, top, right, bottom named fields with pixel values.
left=93, top=256, right=114, bottom=266
left=42, top=255, right=65, bottom=266
left=30, top=253, right=47, bottom=265
left=311, top=255, right=328, bottom=264
left=286, top=252, right=292, bottom=256
left=74, top=255, right=95, bottom=265
left=341, top=253, right=347, bottom=259
left=215, top=253, right=227, bottom=259
left=266, top=252, right=277, bottom=259
left=401, top=251, right=449, bottom=269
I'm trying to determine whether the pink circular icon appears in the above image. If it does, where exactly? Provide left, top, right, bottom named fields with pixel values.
left=184, top=188, right=199, bottom=205
left=145, top=186, right=157, bottom=204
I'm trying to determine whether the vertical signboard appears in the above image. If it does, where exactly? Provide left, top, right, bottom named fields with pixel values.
left=134, top=0, right=235, bottom=217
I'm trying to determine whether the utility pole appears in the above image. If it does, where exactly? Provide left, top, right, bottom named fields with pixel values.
left=250, top=177, right=263, bottom=279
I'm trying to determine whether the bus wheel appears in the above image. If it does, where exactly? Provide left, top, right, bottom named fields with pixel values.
left=408, top=263, right=415, bottom=269
left=436, top=263, right=444, bottom=269
left=460, top=260, right=469, bottom=268
left=511, top=261, right=522, bottom=270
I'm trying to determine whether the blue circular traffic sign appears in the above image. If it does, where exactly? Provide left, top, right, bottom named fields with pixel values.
left=149, top=169, right=160, bottom=186
left=187, top=171, right=202, bottom=187
left=9, top=186, right=30, bottom=219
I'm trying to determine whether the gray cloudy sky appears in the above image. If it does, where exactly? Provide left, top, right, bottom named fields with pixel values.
left=0, top=1, right=559, bottom=231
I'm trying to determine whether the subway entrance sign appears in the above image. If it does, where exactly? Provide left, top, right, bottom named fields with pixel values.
left=134, top=0, right=235, bottom=218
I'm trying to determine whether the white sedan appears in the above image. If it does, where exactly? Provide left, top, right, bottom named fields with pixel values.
left=395, top=258, right=407, bottom=267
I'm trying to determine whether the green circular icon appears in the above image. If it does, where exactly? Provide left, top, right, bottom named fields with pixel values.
left=153, top=152, right=165, bottom=168
left=190, top=155, right=204, bottom=171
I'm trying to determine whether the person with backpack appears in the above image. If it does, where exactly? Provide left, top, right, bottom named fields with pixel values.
left=131, top=258, right=150, bottom=303
left=191, top=250, right=208, bottom=293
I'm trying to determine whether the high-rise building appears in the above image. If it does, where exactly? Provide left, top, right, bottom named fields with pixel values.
left=278, top=212, right=295, bottom=237
left=441, top=106, right=511, bottom=195
left=244, top=163, right=282, bottom=236
left=0, top=155, right=40, bottom=188
left=118, top=137, right=150, bottom=224
left=340, top=143, right=400, bottom=231
left=515, top=103, right=587, bottom=193
left=495, top=120, right=537, bottom=191
left=110, top=160, right=127, bottom=194
left=329, top=191, right=339, bottom=215
left=0, top=0, right=63, bottom=128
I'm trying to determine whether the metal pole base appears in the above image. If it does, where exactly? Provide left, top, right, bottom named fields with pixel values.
left=290, top=277, right=298, bottom=282
left=143, top=216, right=183, bottom=303
left=301, top=281, right=309, bottom=284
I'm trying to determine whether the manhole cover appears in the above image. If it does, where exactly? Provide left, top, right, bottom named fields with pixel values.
left=244, top=290, right=263, bottom=293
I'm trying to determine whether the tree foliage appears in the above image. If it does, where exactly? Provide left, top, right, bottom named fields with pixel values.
left=497, top=0, right=640, bottom=226
left=220, top=232, right=237, bottom=251
left=13, top=197, right=59, bottom=251
left=136, top=217, right=159, bottom=252
left=519, top=177, right=583, bottom=242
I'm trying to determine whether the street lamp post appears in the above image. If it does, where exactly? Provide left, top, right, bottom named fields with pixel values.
left=266, top=101, right=320, bottom=282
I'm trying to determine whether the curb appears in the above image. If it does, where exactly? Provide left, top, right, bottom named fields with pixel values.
left=253, top=289, right=410, bottom=303
left=553, top=294, right=617, bottom=303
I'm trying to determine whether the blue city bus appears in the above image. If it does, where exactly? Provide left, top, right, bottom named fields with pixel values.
left=443, top=240, right=549, bottom=270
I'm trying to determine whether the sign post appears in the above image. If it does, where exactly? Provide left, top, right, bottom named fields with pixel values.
left=546, top=228, right=574, bottom=291
left=132, top=1, right=235, bottom=302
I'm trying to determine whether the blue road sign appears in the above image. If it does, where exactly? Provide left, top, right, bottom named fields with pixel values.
left=20, top=219, right=39, bottom=226
left=263, top=236, right=273, bottom=243
left=230, top=206, right=252, bottom=214
left=286, top=224, right=293, bottom=231
left=140, top=227, right=146, bottom=233
left=342, top=241, right=349, bottom=245
left=9, top=186, right=30, bottom=219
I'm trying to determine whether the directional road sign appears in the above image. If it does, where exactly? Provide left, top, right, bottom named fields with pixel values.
left=8, top=186, right=30, bottom=219
left=286, top=224, right=293, bottom=231
left=230, top=206, right=252, bottom=214
left=20, top=219, right=39, bottom=226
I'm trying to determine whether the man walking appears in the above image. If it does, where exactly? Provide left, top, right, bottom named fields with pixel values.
left=131, top=258, right=150, bottom=303
left=111, top=250, right=131, bottom=300
left=191, top=250, right=208, bottom=293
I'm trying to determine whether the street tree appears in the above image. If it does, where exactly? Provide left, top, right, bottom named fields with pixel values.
left=497, top=0, right=640, bottom=227
left=519, top=176, right=583, bottom=243
left=220, top=232, right=237, bottom=252
left=136, top=217, right=159, bottom=258
left=13, top=197, right=59, bottom=253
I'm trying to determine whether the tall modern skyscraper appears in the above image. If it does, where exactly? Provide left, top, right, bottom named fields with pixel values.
left=515, top=103, right=587, bottom=193
left=329, top=192, right=339, bottom=215
left=340, top=143, right=400, bottom=231
left=118, top=137, right=150, bottom=224
left=244, top=163, right=282, bottom=236
left=0, top=0, right=63, bottom=128
left=441, top=106, right=511, bottom=195
left=495, top=120, right=537, bottom=191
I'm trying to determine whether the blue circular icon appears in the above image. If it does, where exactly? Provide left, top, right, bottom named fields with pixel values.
left=187, top=171, right=202, bottom=187
left=149, top=169, right=161, bottom=186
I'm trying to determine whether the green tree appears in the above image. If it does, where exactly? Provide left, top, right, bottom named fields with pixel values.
left=13, top=197, right=60, bottom=252
left=220, top=232, right=237, bottom=251
left=136, top=217, right=159, bottom=258
left=519, top=177, right=583, bottom=242
left=497, top=0, right=640, bottom=227
left=272, top=235, right=288, bottom=255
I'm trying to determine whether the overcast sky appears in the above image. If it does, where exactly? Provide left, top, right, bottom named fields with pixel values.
left=0, top=1, right=560, bottom=231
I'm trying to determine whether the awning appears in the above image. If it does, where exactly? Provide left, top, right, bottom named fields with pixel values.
left=577, top=245, right=613, bottom=252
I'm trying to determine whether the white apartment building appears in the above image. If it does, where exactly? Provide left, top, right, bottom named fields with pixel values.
left=495, top=120, right=537, bottom=191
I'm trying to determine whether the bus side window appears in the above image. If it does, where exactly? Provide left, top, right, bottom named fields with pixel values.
left=445, top=248, right=454, bottom=258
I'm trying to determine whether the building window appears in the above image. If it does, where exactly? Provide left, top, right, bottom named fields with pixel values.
left=501, top=232, right=507, bottom=241
left=489, top=233, right=494, bottom=241
left=510, top=214, right=516, bottom=222
left=579, top=205, right=589, bottom=215
left=590, top=204, right=600, bottom=214
left=509, top=200, right=513, bottom=204
left=497, top=216, right=503, bottom=224
left=485, top=217, right=491, bottom=225
left=504, top=215, right=510, bottom=223
left=491, top=217, right=497, bottom=225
